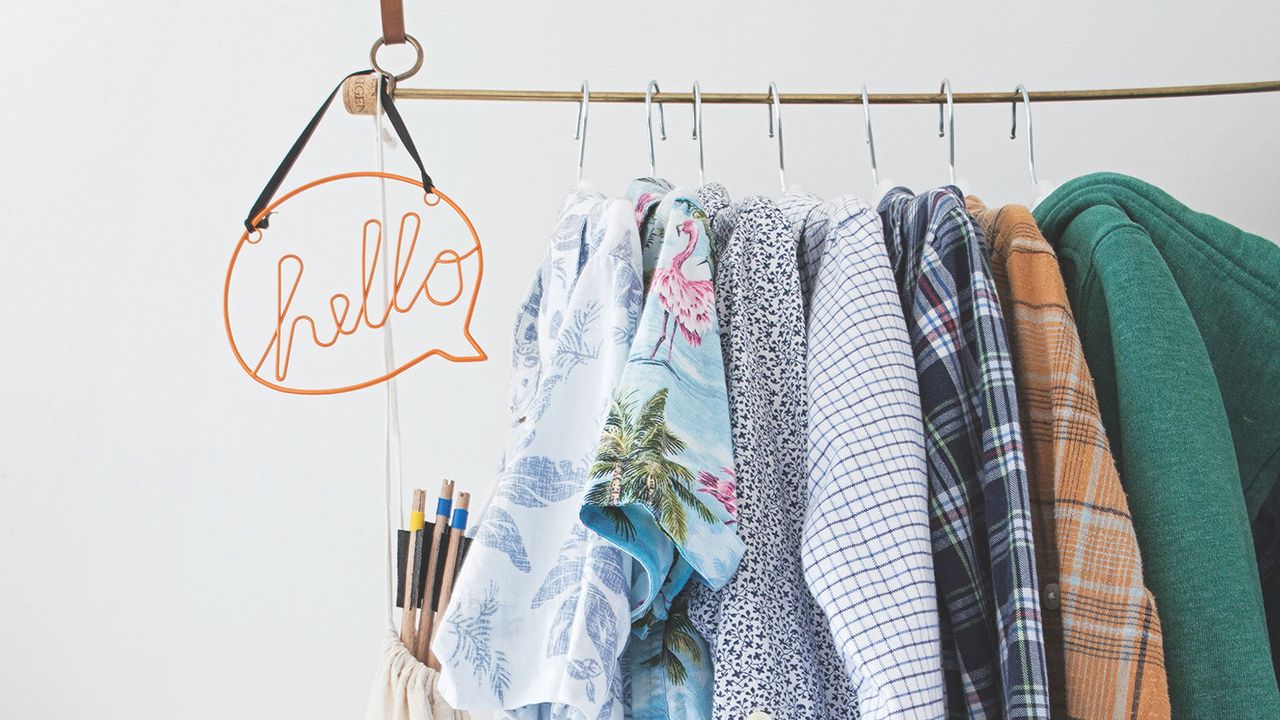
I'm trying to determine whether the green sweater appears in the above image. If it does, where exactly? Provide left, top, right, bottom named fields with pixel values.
left=1034, top=173, right=1280, bottom=718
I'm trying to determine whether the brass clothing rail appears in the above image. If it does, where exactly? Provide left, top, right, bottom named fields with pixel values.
left=394, top=80, right=1280, bottom=105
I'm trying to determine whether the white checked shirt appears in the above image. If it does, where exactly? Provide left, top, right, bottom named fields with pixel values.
left=779, top=192, right=946, bottom=719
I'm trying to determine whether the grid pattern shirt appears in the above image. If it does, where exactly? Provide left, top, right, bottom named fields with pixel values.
left=780, top=192, right=945, bottom=719
left=878, top=187, right=1050, bottom=720
left=968, top=198, right=1171, bottom=719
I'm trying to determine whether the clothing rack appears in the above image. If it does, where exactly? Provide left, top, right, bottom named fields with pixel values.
left=394, top=80, right=1280, bottom=104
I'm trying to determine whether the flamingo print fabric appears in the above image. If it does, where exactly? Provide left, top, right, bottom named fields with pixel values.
left=580, top=179, right=744, bottom=720
left=434, top=189, right=642, bottom=720
left=686, top=185, right=860, bottom=720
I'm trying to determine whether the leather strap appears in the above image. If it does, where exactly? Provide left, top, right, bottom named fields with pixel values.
left=243, top=70, right=434, bottom=233
left=380, top=0, right=406, bottom=45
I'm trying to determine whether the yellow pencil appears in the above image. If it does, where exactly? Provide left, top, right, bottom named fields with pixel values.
left=397, top=489, right=426, bottom=649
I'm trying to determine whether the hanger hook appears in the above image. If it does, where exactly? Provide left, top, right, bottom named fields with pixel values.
left=574, top=81, right=590, bottom=185
left=938, top=79, right=955, bottom=184
left=691, top=82, right=705, bottom=185
left=645, top=80, right=667, bottom=177
left=1011, top=84, right=1039, bottom=187
left=860, top=85, right=879, bottom=188
left=767, top=82, right=786, bottom=193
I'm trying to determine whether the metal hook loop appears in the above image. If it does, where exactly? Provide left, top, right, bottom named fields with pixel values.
left=692, top=82, right=705, bottom=185
left=1011, top=84, right=1039, bottom=187
left=767, top=82, right=786, bottom=193
left=645, top=80, right=667, bottom=178
left=937, top=79, right=955, bottom=184
left=369, top=34, right=424, bottom=87
left=574, top=81, right=590, bottom=185
left=861, top=85, right=879, bottom=188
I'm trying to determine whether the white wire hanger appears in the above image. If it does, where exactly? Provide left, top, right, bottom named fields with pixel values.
left=861, top=84, right=897, bottom=203
left=767, top=82, right=788, bottom=194
left=645, top=79, right=667, bottom=178
left=691, top=81, right=705, bottom=185
left=938, top=78, right=975, bottom=197
left=1011, top=84, right=1057, bottom=208
left=573, top=80, right=590, bottom=187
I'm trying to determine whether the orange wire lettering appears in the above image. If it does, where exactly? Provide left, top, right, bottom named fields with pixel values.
left=224, top=172, right=487, bottom=395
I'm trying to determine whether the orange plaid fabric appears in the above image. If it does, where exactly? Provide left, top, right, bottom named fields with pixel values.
left=967, top=198, right=1171, bottom=719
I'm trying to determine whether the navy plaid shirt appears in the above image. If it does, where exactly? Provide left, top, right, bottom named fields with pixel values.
left=879, top=187, right=1050, bottom=720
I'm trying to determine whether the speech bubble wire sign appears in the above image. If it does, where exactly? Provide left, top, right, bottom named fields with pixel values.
left=223, top=172, right=487, bottom=395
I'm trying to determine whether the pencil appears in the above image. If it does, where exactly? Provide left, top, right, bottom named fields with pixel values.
left=397, top=489, right=427, bottom=650
left=427, top=491, right=469, bottom=670
left=413, top=478, right=453, bottom=661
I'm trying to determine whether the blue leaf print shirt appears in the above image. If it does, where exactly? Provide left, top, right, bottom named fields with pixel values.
left=435, top=189, right=643, bottom=720
left=580, top=180, right=745, bottom=720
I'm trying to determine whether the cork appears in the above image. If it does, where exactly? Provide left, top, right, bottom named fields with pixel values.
left=343, top=75, right=381, bottom=116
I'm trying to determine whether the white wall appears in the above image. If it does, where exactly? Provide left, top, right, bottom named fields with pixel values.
left=2, top=2, right=1278, bottom=718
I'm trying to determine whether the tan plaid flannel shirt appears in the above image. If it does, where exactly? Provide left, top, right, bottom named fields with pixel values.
left=968, top=198, right=1171, bottom=719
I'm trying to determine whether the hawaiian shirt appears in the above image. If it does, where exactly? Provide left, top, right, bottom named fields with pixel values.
left=435, top=189, right=643, bottom=720
left=580, top=179, right=745, bottom=720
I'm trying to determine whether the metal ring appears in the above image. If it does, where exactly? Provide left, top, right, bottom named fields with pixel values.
left=370, top=34, right=424, bottom=84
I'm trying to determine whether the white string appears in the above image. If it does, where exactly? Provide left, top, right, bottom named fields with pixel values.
left=373, top=74, right=405, bottom=625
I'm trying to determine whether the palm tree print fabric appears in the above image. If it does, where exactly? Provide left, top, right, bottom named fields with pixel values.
left=580, top=180, right=745, bottom=720
left=434, top=189, right=643, bottom=720
left=686, top=185, right=861, bottom=719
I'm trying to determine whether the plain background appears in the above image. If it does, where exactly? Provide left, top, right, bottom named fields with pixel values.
left=2, top=2, right=1278, bottom=718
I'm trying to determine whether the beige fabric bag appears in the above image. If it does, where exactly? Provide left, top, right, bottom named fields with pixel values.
left=366, top=630, right=470, bottom=720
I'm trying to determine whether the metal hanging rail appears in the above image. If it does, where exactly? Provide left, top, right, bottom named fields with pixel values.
left=394, top=80, right=1280, bottom=105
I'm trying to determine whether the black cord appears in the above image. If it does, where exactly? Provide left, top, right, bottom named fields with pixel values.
left=243, top=70, right=434, bottom=234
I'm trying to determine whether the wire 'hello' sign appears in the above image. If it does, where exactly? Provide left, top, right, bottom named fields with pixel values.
left=223, top=68, right=485, bottom=395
